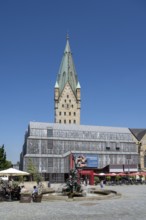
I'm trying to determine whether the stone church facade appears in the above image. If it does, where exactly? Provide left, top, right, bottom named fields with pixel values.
left=54, top=36, right=81, bottom=125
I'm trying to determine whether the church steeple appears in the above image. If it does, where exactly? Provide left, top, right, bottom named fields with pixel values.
left=54, top=36, right=81, bottom=125
left=64, top=34, right=71, bottom=53
left=55, top=35, right=79, bottom=97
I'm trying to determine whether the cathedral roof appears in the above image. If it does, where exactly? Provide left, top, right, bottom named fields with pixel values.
left=55, top=36, right=79, bottom=96
left=129, top=128, right=146, bottom=141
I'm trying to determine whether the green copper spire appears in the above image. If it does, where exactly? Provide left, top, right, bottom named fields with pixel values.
left=56, top=36, right=79, bottom=96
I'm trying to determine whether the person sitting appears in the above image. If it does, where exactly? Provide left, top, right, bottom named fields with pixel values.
left=20, top=185, right=27, bottom=194
left=32, top=186, right=38, bottom=199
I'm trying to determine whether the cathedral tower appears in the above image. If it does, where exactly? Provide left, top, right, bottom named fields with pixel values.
left=54, top=36, right=81, bottom=124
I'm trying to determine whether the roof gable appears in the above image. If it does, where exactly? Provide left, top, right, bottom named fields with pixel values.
left=129, top=128, right=146, bottom=141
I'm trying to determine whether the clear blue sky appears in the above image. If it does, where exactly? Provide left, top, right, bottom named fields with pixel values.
left=0, top=0, right=146, bottom=163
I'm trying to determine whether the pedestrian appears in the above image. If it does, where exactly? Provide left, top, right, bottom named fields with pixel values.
left=100, top=180, right=104, bottom=188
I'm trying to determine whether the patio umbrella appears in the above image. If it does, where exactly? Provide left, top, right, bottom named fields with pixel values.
left=139, top=172, right=146, bottom=176
left=128, top=172, right=140, bottom=176
left=0, top=168, right=30, bottom=176
left=105, top=173, right=117, bottom=176
left=118, top=172, right=127, bottom=176
left=97, top=173, right=105, bottom=176
left=93, top=172, right=99, bottom=176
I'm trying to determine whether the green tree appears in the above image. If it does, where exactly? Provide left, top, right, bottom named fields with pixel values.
left=0, top=145, right=12, bottom=170
left=27, top=158, right=42, bottom=183
left=94, top=176, right=100, bottom=185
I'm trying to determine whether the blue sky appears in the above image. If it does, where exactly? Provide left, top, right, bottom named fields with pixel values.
left=0, top=0, right=146, bottom=163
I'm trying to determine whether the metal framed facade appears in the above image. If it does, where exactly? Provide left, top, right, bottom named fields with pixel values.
left=20, top=122, right=138, bottom=183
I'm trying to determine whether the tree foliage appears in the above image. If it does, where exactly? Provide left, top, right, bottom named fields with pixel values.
left=27, top=158, right=42, bottom=183
left=0, top=144, right=12, bottom=170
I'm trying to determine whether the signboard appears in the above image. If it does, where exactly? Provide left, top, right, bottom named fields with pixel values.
left=74, top=154, right=98, bottom=168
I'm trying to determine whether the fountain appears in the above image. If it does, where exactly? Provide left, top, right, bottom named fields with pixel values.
left=42, top=156, right=120, bottom=201
left=42, top=170, right=120, bottom=201
left=62, top=169, right=83, bottom=198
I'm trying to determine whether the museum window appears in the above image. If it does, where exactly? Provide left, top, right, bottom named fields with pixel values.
left=69, top=112, right=71, bottom=116
left=62, top=104, right=64, bottom=107
left=69, top=100, right=71, bottom=103
left=69, top=120, right=71, bottom=124
left=48, top=140, right=53, bottom=149
left=67, top=95, right=69, bottom=98
left=74, top=120, right=76, bottom=124
left=64, top=99, right=66, bottom=103
left=74, top=112, right=76, bottom=116
left=48, top=158, right=53, bottom=167
left=72, top=105, right=74, bottom=108
left=59, top=112, right=61, bottom=115
left=64, top=112, right=66, bottom=116
left=64, top=120, right=66, bottom=124
left=106, top=146, right=110, bottom=150
left=47, top=129, right=53, bottom=137
left=59, top=120, right=61, bottom=123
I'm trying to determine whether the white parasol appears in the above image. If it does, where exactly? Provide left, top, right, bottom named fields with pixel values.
left=0, top=168, right=30, bottom=176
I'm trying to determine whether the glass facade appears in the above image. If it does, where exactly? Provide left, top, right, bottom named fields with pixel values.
left=21, top=122, right=138, bottom=183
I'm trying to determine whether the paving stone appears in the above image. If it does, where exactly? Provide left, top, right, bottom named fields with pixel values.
left=0, top=185, right=146, bottom=220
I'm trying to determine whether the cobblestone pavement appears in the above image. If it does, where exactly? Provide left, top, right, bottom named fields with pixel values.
left=0, top=185, right=146, bottom=220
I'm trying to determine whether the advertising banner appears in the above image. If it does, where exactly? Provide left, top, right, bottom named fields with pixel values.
left=74, top=154, right=98, bottom=168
